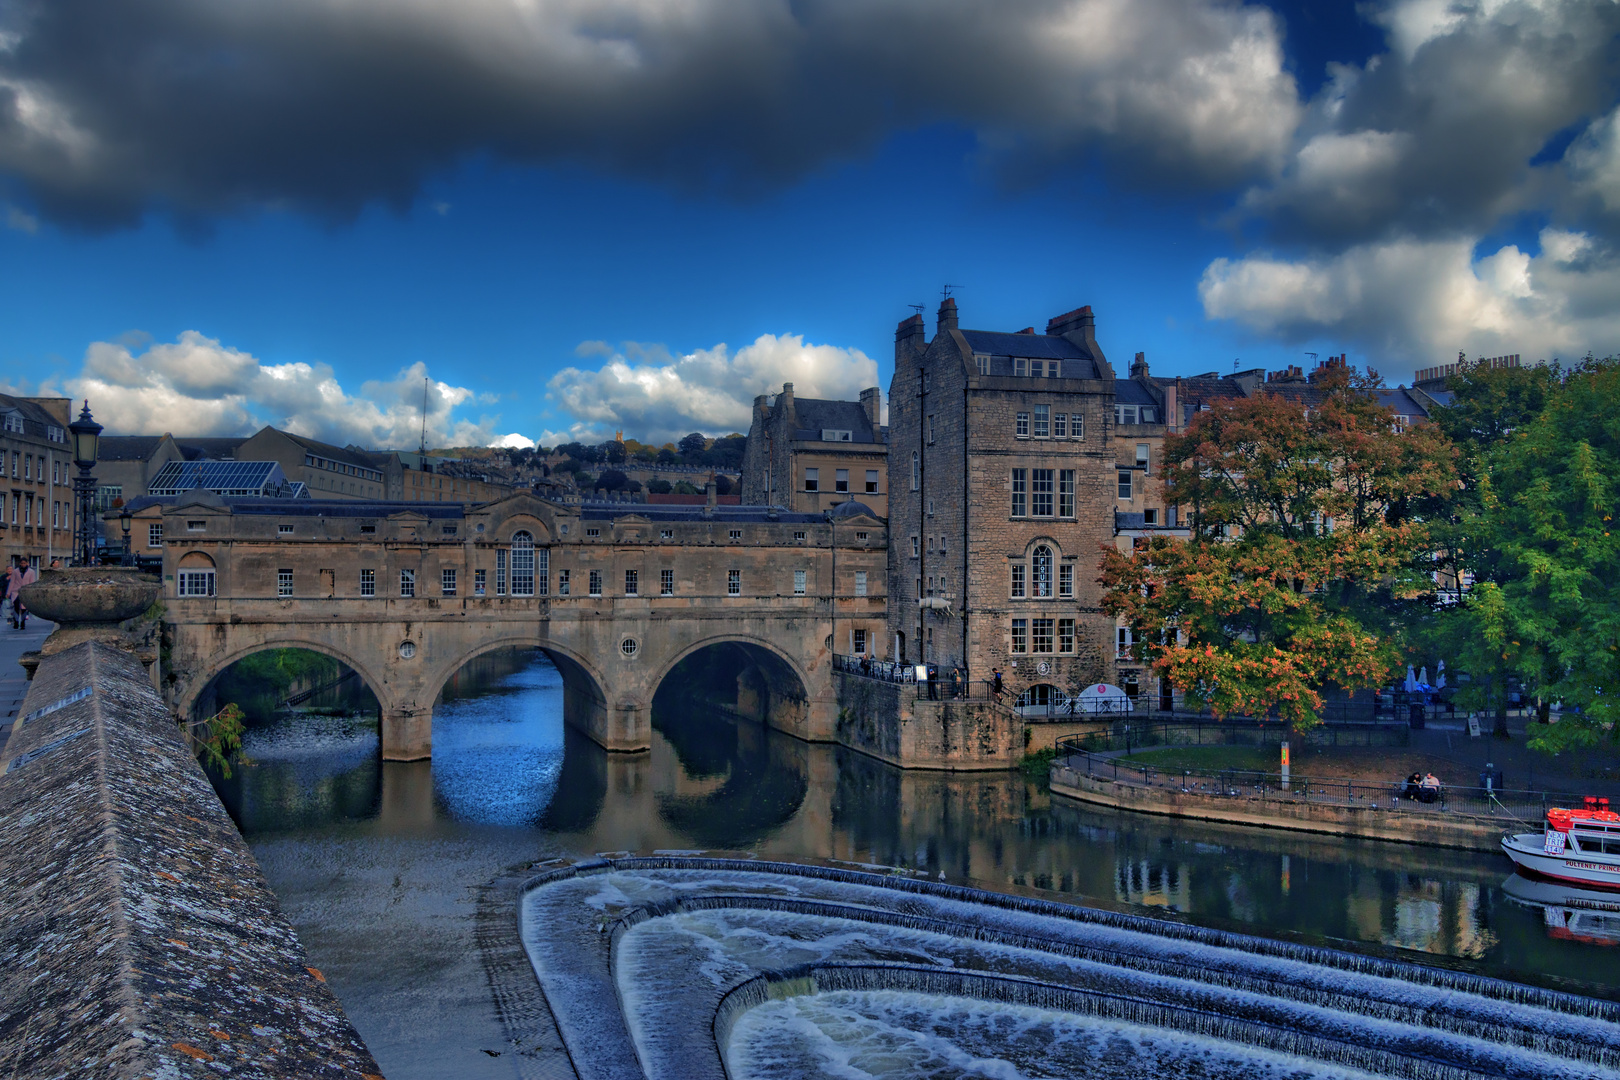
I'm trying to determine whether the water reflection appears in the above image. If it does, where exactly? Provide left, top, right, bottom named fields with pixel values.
left=214, top=649, right=1619, bottom=1023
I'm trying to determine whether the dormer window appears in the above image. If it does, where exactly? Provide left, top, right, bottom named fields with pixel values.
left=1116, top=404, right=1139, bottom=425
left=821, top=429, right=852, bottom=442
left=1, top=413, right=21, bottom=434
left=975, top=354, right=990, bottom=375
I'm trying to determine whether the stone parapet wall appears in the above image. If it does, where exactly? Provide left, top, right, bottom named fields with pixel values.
left=0, top=642, right=381, bottom=1078
left=835, top=672, right=1019, bottom=770
left=1049, top=764, right=1507, bottom=853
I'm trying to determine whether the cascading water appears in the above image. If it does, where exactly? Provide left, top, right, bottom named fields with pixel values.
left=515, top=859, right=1620, bottom=1080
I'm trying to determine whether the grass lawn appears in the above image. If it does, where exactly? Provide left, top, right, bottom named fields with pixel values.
left=1119, top=746, right=1288, bottom=774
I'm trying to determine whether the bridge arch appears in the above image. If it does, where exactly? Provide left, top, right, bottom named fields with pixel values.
left=650, top=633, right=813, bottom=733
left=177, top=637, right=392, bottom=723
left=424, top=634, right=613, bottom=751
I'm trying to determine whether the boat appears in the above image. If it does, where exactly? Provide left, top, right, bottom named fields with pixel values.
left=1502, top=800, right=1620, bottom=892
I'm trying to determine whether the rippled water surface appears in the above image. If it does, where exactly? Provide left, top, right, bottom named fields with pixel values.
left=209, top=650, right=1620, bottom=1080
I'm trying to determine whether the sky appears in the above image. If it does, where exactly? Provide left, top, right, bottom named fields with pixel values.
left=1, top=0, right=1617, bottom=450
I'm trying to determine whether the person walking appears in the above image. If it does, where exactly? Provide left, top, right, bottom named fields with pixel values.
left=8, top=562, right=27, bottom=630
left=0, top=562, right=11, bottom=625
left=991, top=668, right=1003, bottom=700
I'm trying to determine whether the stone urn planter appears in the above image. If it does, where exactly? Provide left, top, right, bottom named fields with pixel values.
left=19, top=567, right=162, bottom=661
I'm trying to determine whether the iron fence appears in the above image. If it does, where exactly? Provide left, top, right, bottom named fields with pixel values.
left=1063, top=719, right=1410, bottom=753
left=1053, top=738, right=1590, bottom=825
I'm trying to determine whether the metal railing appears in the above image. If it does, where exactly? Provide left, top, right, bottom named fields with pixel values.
left=1053, top=738, right=1590, bottom=824
left=833, top=655, right=1001, bottom=702
left=1062, top=719, right=1410, bottom=753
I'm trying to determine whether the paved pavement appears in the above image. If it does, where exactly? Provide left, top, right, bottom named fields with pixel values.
left=0, top=611, right=57, bottom=759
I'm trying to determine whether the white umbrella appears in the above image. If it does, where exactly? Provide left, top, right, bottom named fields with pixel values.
left=1419, top=666, right=1429, bottom=688
left=1436, top=660, right=1446, bottom=689
left=1405, top=666, right=1418, bottom=692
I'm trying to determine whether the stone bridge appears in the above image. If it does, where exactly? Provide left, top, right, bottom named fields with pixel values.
left=156, top=491, right=889, bottom=760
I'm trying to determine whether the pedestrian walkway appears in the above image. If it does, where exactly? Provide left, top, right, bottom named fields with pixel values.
left=0, top=614, right=56, bottom=759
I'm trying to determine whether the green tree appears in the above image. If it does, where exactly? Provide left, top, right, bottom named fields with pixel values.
left=1101, top=367, right=1456, bottom=730
left=1447, top=358, right=1620, bottom=753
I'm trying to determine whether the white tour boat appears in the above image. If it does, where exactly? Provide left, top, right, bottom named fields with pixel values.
left=1502, top=801, right=1620, bottom=892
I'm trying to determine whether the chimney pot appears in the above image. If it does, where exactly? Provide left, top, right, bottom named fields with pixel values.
left=936, top=297, right=958, bottom=334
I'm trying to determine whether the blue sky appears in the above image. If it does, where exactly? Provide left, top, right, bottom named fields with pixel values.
left=1, top=0, right=1617, bottom=448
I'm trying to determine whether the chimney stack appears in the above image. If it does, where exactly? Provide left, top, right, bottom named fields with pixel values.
left=895, top=313, right=926, bottom=365
left=936, top=296, right=958, bottom=334
left=704, top=480, right=717, bottom=516
left=1130, top=351, right=1149, bottom=378
left=1046, top=304, right=1094, bottom=338
left=860, top=387, right=882, bottom=429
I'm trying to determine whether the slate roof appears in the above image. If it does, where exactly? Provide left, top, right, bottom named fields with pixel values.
left=96, top=435, right=169, bottom=462
left=581, top=502, right=824, bottom=524
left=791, top=398, right=881, bottom=443
left=960, top=330, right=1102, bottom=380
left=1377, top=388, right=1428, bottom=417
left=1115, top=380, right=1159, bottom=405
left=281, top=431, right=380, bottom=470
left=175, top=436, right=249, bottom=460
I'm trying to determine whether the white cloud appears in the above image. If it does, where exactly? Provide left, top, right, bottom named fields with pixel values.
left=489, top=432, right=535, bottom=449
left=1568, top=105, right=1620, bottom=216
left=56, top=330, right=530, bottom=448
left=546, top=332, right=878, bottom=443
left=1199, top=229, right=1620, bottom=373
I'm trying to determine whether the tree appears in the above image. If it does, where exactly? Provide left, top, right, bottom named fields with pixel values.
left=596, top=468, right=630, bottom=491
left=601, top=440, right=627, bottom=464
left=1100, top=367, right=1456, bottom=730
left=713, top=474, right=733, bottom=495
left=657, top=447, right=679, bottom=465
left=1446, top=358, right=1620, bottom=753
left=647, top=478, right=672, bottom=494
left=678, top=432, right=709, bottom=458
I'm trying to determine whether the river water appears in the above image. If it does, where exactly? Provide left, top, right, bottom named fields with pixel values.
left=208, top=650, right=1620, bottom=1080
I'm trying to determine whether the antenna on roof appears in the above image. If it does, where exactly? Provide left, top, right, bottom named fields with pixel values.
left=1304, top=352, right=1318, bottom=363
left=419, top=377, right=429, bottom=456
left=908, top=304, right=925, bottom=316
left=1233, top=358, right=1240, bottom=372
left=941, top=284, right=958, bottom=300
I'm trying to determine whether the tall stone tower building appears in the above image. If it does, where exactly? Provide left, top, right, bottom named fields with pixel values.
left=886, top=298, right=1119, bottom=702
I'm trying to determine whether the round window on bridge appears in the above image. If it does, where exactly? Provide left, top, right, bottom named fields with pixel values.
left=399, top=641, right=417, bottom=659
left=620, top=638, right=639, bottom=658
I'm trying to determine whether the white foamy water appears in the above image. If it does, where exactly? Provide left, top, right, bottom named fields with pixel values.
left=727, top=990, right=1381, bottom=1080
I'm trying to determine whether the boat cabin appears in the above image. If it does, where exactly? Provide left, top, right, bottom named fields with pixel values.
left=1547, top=802, right=1620, bottom=855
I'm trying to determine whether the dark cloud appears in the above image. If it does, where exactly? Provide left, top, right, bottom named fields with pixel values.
left=0, top=0, right=1299, bottom=228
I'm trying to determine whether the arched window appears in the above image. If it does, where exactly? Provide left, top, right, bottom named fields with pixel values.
left=176, top=551, right=216, bottom=597
left=511, top=531, right=535, bottom=596
left=1032, top=545, right=1053, bottom=598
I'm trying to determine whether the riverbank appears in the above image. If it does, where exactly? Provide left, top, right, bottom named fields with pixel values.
left=1049, top=761, right=1514, bottom=853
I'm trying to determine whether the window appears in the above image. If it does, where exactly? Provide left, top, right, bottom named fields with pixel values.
left=360, top=523, right=376, bottom=534
left=1010, top=468, right=1027, bottom=516
left=856, top=531, right=868, bottom=541
left=1032, top=546, right=1053, bottom=598
left=853, top=628, right=868, bottom=654
left=660, top=568, right=674, bottom=596
left=52, top=502, right=58, bottom=528
left=835, top=469, right=849, bottom=492
left=865, top=470, right=879, bottom=493
left=1016, top=411, right=1029, bottom=438
left=1034, top=405, right=1049, bottom=438
left=585, top=527, right=600, bottom=538
left=1167, top=506, right=1178, bottom=527
left=1136, top=443, right=1150, bottom=469
left=1059, top=563, right=1074, bottom=598
left=1059, top=470, right=1075, bottom=517
left=1032, top=618, right=1054, bottom=653
left=1014, top=358, right=1029, bottom=377
left=625, top=569, right=638, bottom=596
left=1141, top=407, right=1156, bottom=423
left=475, top=568, right=486, bottom=596
left=441, top=568, right=457, bottom=596
left=496, top=549, right=508, bottom=595
left=1011, top=563, right=1026, bottom=598
left=1144, top=508, right=1159, bottom=525
left=360, top=569, right=375, bottom=596
left=588, top=569, right=602, bottom=597
left=1011, top=619, right=1028, bottom=653
left=278, top=524, right=293, bottom=536
left=910, top=452, right=919, bottom=491
left=22, top=454, right=29, bottom=480
left=729, top=529, right=742, bottom=541
left=927, top=498, right=934, bottom=516
left=537, top=548, right=550, bottom=595
left=926, top=536, right=933, bottom=554
left=1118, top=470, right=1133, bottom=499
left=177, top=570, right=215, bottom=597
left=1032, top=469, right=1054, bottom=516
left=804, top=468, right=819, bottom=492
left=926, top=416, right=935, bottom=444
left=53, top=460, right=60, bottom=484
left=621, top=638, right=639, bottom=657
left=661, top=529, right=673, bottom=540
left=1116, top=403, right=1139, bottom=425
left=939, top=535, right=947, bottom=555
left=1072, top=413, right=1084, bottom=440
left=400, top=569, right=416, bottom=597
left=794, top=569, right=807, bottom=595
left=727, top=569, right=741, bottom=596
left=975, top=354, right=990, bottom=375
left=442, top=525, right=457, bottom=537
left=1059, top=618, right=1076, bottom=653
left=22, top=498, right=28, bottom=526
left=1116, top=627, right=1133, bottom=659
left=910, top=535, right=920, bottom=557
left=511, top=532, right=535, bottom=596
left=558, top=569, right=571, bottom=595
left=277, top=569, right=293, bottom=597
left=1054, top=413, right=1067, bottom=439
left=855, top=570, right=868, bottom=596
left=822, top=428, right=853, bottom=442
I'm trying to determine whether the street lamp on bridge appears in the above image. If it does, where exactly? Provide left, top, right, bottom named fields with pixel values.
left=69, top=400, right=102, bottom=567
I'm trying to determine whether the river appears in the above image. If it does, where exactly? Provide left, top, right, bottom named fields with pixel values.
left=208, top=649, right=1620, bottom=1080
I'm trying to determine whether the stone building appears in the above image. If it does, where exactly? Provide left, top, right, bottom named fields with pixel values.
left=364, top=450, right=518, bottom=503
left=740, top=383, right=888, bottom=515
left=231, top=427, right=389, bottom=500
left=0, top=393, right=76, bottom=568
left=884, top=298, right=1121, bottom=704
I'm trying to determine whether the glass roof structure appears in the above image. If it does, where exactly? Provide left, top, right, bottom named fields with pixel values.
left=148, top=460, right=298, bottom=498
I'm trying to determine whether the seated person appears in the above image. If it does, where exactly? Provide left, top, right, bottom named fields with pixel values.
left=1403, top=772, right=1424, bottom=799
left=1418, top=772, right=1442, bottom=803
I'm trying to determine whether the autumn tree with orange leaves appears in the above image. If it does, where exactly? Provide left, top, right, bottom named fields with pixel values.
left=1100, top=365, right=1456, bottom=730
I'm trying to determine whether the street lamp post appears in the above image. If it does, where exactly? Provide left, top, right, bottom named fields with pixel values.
left=69, top=401, right=102, bottom=567
left=119, top=506, right=134, bottom=567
